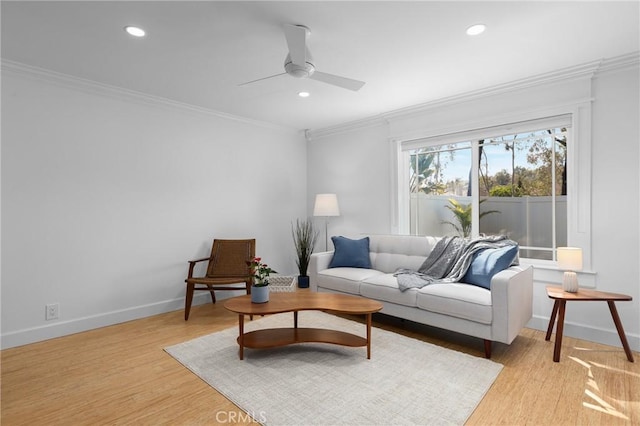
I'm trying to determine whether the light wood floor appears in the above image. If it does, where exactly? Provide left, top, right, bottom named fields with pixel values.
left=2, top=300, right=638, bottom=425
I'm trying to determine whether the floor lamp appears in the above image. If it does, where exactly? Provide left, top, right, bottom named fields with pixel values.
left=313, top=193, right=340, bottom=251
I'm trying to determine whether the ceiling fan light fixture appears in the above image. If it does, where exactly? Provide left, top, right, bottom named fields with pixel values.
left=466, top=24, right=486, bottom=36
left=289, top=68, right=310, bottom=78
left=124, top=26, right=146, bottom=37
left=284, top=58, right=315, bottom=78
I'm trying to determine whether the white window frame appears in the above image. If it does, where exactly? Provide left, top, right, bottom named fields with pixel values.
left=392, top=104, right=594, bottom=278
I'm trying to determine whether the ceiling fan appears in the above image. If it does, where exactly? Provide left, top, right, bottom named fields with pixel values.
left=239, top=24, right=365, bottom=92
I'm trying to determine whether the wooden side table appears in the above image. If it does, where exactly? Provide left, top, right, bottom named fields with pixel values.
left=545, top=286, right=634, bottom=362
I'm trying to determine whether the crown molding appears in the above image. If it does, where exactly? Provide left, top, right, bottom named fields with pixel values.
left=1, top=59, right=298, bottom=134
left=382, top=60, right=601, bottom=122
left=595, top=51, right=640, bottom=76
left=305, top=115, right=387, bottom=141
left=307, top=55, right=637, bottom=140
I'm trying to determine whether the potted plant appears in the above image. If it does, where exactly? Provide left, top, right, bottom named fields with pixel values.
left=247, top=257, right=276, bottom=303
left=292, top=218, right=319, bottom=288
left=442, top=198, right=499, bottom=238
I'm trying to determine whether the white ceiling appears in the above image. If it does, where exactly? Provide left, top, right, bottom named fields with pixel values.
left=2, top=1, right=639, bottom=131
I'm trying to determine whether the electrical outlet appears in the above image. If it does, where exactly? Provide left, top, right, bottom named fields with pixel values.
left=45, top=303, right=59, bottom=320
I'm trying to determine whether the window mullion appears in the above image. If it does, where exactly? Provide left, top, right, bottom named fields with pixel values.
left=414, top=152, right=419, bottom=234
left=551, top=134, right=557, bottom=261
left=471, top=140, right=480, bottom=238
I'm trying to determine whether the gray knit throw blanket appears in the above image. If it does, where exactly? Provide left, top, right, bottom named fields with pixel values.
left=394, top=235, right=518, bottom=291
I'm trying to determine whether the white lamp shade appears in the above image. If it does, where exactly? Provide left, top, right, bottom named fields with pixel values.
left=313, top=194, right=340, bottom=217
left=557, top=247, right=583, bottom=271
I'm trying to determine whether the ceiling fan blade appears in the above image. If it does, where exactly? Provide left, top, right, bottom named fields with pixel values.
left=310, top=71, right=366, bottom=91
left=283, top=24, right=308, bottom=67
left=238, top=72, right=287, bottom=87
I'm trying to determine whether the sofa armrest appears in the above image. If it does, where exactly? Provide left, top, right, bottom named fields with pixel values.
left=489, top=265, right=534, bottom=344
left=309, top=251, right=334, bottom=291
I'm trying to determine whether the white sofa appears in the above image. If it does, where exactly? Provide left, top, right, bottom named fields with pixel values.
left=309, top=234, right=533, bottom=358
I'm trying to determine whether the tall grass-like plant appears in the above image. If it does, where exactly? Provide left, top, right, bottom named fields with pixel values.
left=442, top=198, right=499, bottom=238
left=292, top=218, right=319, bottom=277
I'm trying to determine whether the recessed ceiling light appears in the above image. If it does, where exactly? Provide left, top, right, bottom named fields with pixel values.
left=298, top=91, right=310, bottom=98
left=125, top=26, right=146, bottom=37
left=466, top=24, right=486, bottom=36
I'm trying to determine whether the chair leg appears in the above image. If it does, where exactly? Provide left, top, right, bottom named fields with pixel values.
left=207, top=285, right=216, bottom=304
left=185, top=282, right=195, bottom=321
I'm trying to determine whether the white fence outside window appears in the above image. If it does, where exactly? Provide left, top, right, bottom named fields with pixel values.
left=410, top=194, right=567, bottom=260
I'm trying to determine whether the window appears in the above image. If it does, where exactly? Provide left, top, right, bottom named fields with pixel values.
left=403, top=117, right=571, bottom=262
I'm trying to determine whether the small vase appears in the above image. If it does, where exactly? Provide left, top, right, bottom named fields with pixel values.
left=251, top=285, right=269, bottom=303
left=297, top=275, right=310, bottom=288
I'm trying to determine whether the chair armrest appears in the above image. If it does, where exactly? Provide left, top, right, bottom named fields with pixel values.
left=187, top=257, right=211, bottom=278
left=490, top=265, right=534, bottom=344
left=309, top=251, right=334, bottom=291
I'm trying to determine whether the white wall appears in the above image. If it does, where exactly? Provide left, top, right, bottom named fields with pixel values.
left=307, top=122, right=392, bottom=244
left=307, top=57, right=640, bottom=351
left=584, top=62, right=639, bottom=344
left=3, top=57, right=638, bottom=353
left=1, top=67, right=307, bottom=348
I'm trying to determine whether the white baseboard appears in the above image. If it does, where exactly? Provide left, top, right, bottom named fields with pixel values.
left=4, top=297, right=638, bottom=354
left=0, top=291, right=243, bottom=350
left=528, top=315, right=640, bottom=353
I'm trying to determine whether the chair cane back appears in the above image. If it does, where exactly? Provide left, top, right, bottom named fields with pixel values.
left=184, top=238, right=255, bottom=320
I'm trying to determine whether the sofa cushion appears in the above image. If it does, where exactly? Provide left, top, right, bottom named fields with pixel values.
left=463, top=245, right=519, bottom=289
left=360, top=274, right=418, bottom=307
left=369, top=235, right=438, bottom=273
left=416, top=283, right=492, bottom=324
left=317, top=267, right=383, bottom=295
left=329, top=236, right=372, bottom=269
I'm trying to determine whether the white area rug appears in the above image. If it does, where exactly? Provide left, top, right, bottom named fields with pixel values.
left=165, top=311, right=502, bottom=425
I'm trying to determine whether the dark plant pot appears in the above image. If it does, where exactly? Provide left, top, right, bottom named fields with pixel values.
left=251, top=285, right=269, bottom=303
left=297, top=275, right=310, bottom=288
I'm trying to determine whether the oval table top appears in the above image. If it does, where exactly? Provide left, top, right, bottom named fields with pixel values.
left=224, top=291, right=383, bottom=316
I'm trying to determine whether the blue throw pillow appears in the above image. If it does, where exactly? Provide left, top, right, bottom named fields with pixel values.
left=463, top=245, right=519, bottom=289
left=329, top=236, right=372, bottom=269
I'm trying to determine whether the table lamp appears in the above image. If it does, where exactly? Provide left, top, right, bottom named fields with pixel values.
left=557, top=247, right=582, bottom=293
left=313, top=193, right=340, bottom=251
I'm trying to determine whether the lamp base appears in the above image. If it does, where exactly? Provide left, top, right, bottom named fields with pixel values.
left=562, top=271, right=579, bottom=293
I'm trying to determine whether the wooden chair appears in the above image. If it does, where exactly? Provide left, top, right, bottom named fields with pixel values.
left=184, top=238, right=255, bottom=320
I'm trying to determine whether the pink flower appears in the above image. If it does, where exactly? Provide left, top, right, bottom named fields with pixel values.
left=248, top=256, right=277, bottom=286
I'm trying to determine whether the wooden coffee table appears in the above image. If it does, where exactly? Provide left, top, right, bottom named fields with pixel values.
left=224, top=292, right=383, bottom=360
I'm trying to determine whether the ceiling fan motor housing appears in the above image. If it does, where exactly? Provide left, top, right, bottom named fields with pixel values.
left=284, top=52, right=315, bottom=78
left=239, top=24, right=364, bottom=90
